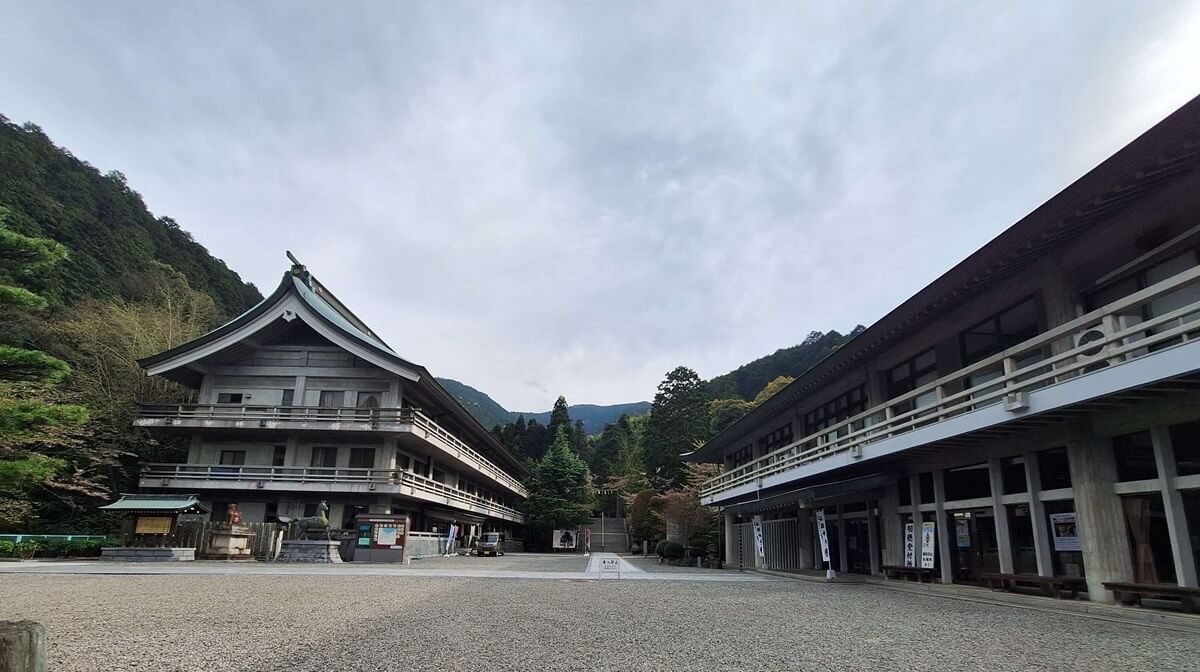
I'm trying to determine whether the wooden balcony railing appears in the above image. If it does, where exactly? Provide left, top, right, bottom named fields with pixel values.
left=702, top=264, right=1200, bottom=500
left=135, top=405, right=528, bottom=498
left=140, top=463, right=525, bottom=522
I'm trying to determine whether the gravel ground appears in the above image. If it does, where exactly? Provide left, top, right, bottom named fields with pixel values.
left=1, top=574, right=1195, bottom=672
left=623, top=556, right=726, bottom=574
left=405, top=552, right=587, bottom=572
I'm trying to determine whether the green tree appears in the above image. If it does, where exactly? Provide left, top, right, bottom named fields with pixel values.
left=546, top=395, right=571, bottom=449
left=571, top=419, right=590, bottom=462
left=708, top=375, right=796, bottom=435
left=525, top=426, right=593, bottom=548
left=0, top=211, right=88, bottom=529
left=644, top=367, right=711, bottom=488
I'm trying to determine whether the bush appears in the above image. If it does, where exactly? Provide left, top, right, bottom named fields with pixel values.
left=0, top=540, right=13, bottom=557
left=629, top=543, right=641, bottom=555
left=687, top=544, right=706, bottom=558
left=15, top=540, right=41, bottom=559
left=662, top=541, right=685, bottom=560
left=654, top=540, right=668, bottom=557
left=41, top=539, right=71, bottom=558
left=66, top=539, right=107, bottom=557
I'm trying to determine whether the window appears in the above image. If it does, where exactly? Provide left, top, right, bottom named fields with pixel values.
left=918, top=472, right=935, bottom=504
left=1122, top=494, right=1176, bottom=584
left=349, top=447, right=376, bottom=469
left=219, top=450, right=245, bottom=466
left=1001, top=456, right=1028, bottom=495
left=1170, top=420, right=1200, bottom=476
left=310, top=446, right=337, bottom=469
left=729, top=445, right=753, bottom=469
left=758, top=423, right=794, bottom=453
left=356, top=391, right=382, bottom=408
left=1088, top=250, right=1200, bottom=350
left=897, top=476, right=911, bottom=506
left=217, top=393, right=244, bottom=404
left=1113, top=431, right=1157, bottom=482
left=1037, top=447, right=1072, bottom=490
left=318, top=391, right=343, bottom=407
left=272, top=445, right=287, bottom=467
left=943, top=463, right=991, bottom=501
left=959, top=297, right=1040, bottom=365
left=280, top=389, right=294, bottom=406
left=804, top=386, right=867, bottom=437
left=302, top=502, right=322, bottom=517
left=395, top=452, right=411, bottom=472
left=264, top=502, right=278, bottom=523
left=888, top=350, right=938, bottom=416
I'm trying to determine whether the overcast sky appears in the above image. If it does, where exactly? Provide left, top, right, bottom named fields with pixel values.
left=3, top=3, right=1199, bottom=410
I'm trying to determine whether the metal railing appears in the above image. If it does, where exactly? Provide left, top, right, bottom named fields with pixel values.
left=135, top=405, right=527, bottom=497
left=702, top=264, right=1200, bottom=499
left=140, top=463, right=525, bottom=522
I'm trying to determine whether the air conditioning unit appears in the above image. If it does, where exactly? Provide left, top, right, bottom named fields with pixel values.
left=1004, top=390, right=1029, bottom=412
left=848, top=445, right=863, bottom=459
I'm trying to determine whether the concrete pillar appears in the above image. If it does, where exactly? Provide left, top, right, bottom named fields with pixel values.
left=294, top=375, right=307, bottom=407
left=988, top=458, right=1015, bottom=574
left=867, top=502, right=881, bottom=576
left=723, top=511, right=736, bottom=565
left=1066, top=421, right=1134, bottom=602
left=1151, top=426, right=1198, bottom=587
left=881, top=482, right=903, bottom=566
left=835, top=504, right=848, bottom=573
left=932, top=469, right=954, bottom=584
left=1023, top=451, right=1054, bottom=577
left=752, top=514, right=765, bottom=569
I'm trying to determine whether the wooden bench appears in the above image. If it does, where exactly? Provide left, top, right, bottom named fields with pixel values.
left=981, top=572, right=1088, bottom=600
left=882, top=565, right=936, bottom=583
left=1103, top=582, right=1200, bottom=613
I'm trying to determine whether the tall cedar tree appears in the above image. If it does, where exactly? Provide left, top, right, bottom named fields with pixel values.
left=546, top=396, right=571, bottom=447
left=525, top=426, right=593, bottom=546
left=0, top=211, right=88, bottom=528
left=571, top=419, right=590, bottom=462
left=644, top=366, right=711, bottom=488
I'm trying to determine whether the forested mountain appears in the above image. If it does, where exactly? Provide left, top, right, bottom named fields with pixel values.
left=517, top=402, right=651, bottom=435
left=0, top=117, right=260, bottom=316
left=436, top=378, right=514, bottom=429
left=437, top=377, right=649, bottom=435
left=705, top=327, right=865, bottom=400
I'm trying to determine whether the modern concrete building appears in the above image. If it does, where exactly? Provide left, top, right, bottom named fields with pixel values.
left=688, top=96, right=1200, bottom=606
left=133, top=257, right=527, bottom=544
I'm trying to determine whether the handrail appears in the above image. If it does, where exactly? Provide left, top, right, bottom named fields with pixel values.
left=140, top=463, right=525, bottom=521
left=702, top=264, right=1200, bottom=499
left=135, top=404, right=527, bottom=497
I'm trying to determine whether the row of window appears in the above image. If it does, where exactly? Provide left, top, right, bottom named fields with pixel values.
left=215, top=389, right=384, bottom=408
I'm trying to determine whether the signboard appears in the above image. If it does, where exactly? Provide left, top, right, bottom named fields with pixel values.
left=903, top=522, right=916, bottom=567
left=600, top=557, right=621, bottom=577
left=357, top=524, right=371, bottom=547
left=815, top=509, right=831, bottom=563
left=955, top=519, right=971, bottom=549
left=377, top=526, right=399, bottom=547
left=135, top=516, right=172, bottom=535
left=920, top=521, right=937, bottom=569
left=752, top=519, right=766, bottom=563
left=1050, top=512, right=1081, bottom=551
left=552, top=529, right=577, bottom=549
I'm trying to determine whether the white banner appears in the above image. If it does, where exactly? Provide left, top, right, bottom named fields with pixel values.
left=903, top=522, right=916, bottom=568
left=1050, top=512, right=1081, bottom=552
left=815, top=509, right=831, bottom=563
left=919, top=521, right=936, bottom=569
left=752, top=519, right=766, bottom=562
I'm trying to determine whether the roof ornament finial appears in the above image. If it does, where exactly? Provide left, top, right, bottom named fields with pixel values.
left=286, top=250, right=312, bottom=288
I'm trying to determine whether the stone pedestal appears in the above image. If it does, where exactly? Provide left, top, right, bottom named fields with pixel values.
left=205, top=525, right=253, bottom=560
left=101, top=547, right=195, bottom=562
left=276, top=540, right=342, bottom=563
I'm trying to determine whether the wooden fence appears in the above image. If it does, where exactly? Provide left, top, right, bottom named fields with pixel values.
left=169, top=522, right=283, bottom=560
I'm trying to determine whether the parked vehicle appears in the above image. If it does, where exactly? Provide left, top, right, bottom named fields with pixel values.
left=476, top=532, right=505, bottom=557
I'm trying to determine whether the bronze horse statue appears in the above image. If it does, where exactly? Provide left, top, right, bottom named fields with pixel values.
left=277, top=501, right=330, bottom=540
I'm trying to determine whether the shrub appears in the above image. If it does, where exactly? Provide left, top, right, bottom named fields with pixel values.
left=67, top=539, right=106, bottom=557
left=654, top=540, right=668, bottom=557
left=0, top=540, right=13, bottom=557
left=629, top=543, right=641, bottom=555
left=16, top=540, right=41, bottom=559
left=687, top=544, right=706, bottom=558
left=662, top=541, right=685, bottom=560
left=41, top=539, right=70, bottom=558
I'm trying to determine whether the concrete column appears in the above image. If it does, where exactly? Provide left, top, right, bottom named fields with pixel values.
left=752, top=514, right=765, bottom=569
left=836, top=504, right=848, bottom=573
left=1066, top=421, right=1134, bottom=602
left=1151, top=426, right=1198, bottom=587
left=881, top=482, right=902, bottom=566
left=867, top=502, right=881, bottom=576
left=723, top=511, right=736, bottom=565
left=988, top=458, right=1015, bottom=574
left=932, top=469, right=954, bottom=584
left=797, top=509, right=813, bottom=570
left=1023, top=452, right=1054, bottom=577
left=294, top=375, right=307, bottom=406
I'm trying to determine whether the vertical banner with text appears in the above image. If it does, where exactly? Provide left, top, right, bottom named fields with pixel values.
left=903, top=522, right=916, bottom=567
left=919, top=521, right=936, bottom=569
left=815, top=509, right=831, bottom=563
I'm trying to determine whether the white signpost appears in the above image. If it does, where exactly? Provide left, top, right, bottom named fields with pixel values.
left=919, top=521, right=937, bottom=570
left=903, top=522, right=916, bottom=568
left=599, top=557, right=621, bottom=579
left=752, top=519, right=766, bottom=568
left=815, top=509, right=834, bottom=579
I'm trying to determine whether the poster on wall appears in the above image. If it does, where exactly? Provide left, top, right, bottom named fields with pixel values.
left=815, top=509, right=831, bottom=562
left=1049, top=512, right=1081, bottom=551
left=377, top=526, right=398, bottom=547
left=919, top=521, right=937, bottom=569
left=955, top=519, right=971, bottom=549
left=552, top=529, right=577, bottom=549
left=903, top=523, right=916, bottom=567
left=752, top=519, right=766, bottom=563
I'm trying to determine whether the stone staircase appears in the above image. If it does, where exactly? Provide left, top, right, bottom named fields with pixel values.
left=583, top=515, right=629, bottom=553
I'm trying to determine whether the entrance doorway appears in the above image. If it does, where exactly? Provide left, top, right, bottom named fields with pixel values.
left=948, top=509, right=1000, bottom=584
left=844, top=518, right=872, bottom=574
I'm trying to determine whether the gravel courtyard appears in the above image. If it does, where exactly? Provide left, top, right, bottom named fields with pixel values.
left=1, top=572, right=1196, bottom=672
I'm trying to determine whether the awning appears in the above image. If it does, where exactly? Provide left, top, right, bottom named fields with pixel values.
left=99, top=493, right=210, bottom=515
left=723, top=472, right=897, bottom=515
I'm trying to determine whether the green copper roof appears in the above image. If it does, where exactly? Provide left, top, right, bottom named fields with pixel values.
left=291, top=275, right=396, bottom=355
left=99, top=494, right=210, bottom=513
